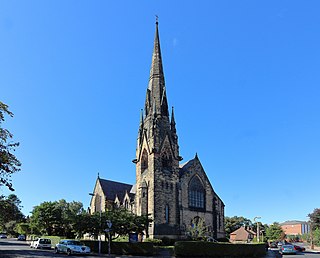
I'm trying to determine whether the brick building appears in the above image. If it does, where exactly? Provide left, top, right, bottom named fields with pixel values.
left=281, top=220, right=310, bottom=236
left=90, top=21, right=225, bottom=240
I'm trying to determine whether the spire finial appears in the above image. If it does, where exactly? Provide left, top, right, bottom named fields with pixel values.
left=97, top=172, right=100, bottom=179
left=140, top=109, right=144, bottom=124
left=171, top=106, right=176, bottom=125
left=155, top=15, right=159, bottom=24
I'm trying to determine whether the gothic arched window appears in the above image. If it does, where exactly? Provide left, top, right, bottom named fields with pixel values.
left=141, top=149, right=148, bottom=172
left=188, top=176, right=205, bottom=210
left=161, top=150, right=172, bottom=171
left=165, top=204, right=169, bottom=224
left=124, top=200, right=129, bottom=210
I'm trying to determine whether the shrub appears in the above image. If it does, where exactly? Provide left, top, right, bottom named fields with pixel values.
left=216, top=237, right=230, bottom=242
left=144, top=238, right=162, bottom=245
left=81, top=240, right=154, bottom=255
left=174, top=241, right=266, bottom=257
left=161, top=236, right=176, bottom=246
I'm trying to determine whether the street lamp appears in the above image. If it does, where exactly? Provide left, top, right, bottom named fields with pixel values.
left=106, top=220, right=112, bottom=256
left=89, top=193, right=102, bottom=256
left=254, top=216, right=261, bottom=242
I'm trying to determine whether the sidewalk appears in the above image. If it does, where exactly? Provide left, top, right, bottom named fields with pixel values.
left=305, top=244, right=320, bottom=253
left=95, top=250, right=276, bottom=258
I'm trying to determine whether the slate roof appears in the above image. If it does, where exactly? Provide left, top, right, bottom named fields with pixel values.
left=179, top=158, right=195, bottom=177
left=98, top=178, right=133, bottom=201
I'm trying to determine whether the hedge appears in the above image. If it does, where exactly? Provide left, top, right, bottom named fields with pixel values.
left=174, top=241, right=266, bottom=258
left=81, top=240, right=154, bottom=255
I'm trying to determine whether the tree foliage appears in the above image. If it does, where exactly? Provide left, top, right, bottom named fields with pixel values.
left=308, top=208, right=320, bottom=230
left=30, top=199, right=84, bottom=237
left=30, top=200, right=152, bottom=239
left=73, top=208, right=152, bottom=240
left=224, top=216, right=253, bottom=237
left=0, top=194, right=24, bottom=231
left=186, top=217, right=209, bottom=241
left=0, top=101, right=21, bottom=191
left=265, top=223, right=284, bottom=241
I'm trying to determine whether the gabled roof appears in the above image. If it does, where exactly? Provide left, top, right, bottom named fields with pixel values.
left=230, top=227, right=256, bottom=241
left=98, top=178, right=133, bottom=202
left=179, top=158, right=195, bottom=176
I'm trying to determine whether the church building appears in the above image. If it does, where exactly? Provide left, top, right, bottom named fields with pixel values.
left=90, top=21, right=225, bottom=240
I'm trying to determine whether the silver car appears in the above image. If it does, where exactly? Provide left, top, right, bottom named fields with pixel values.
left=55, top=239, right=91, bottom=256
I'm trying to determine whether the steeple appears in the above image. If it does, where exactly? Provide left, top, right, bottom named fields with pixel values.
left=134, top=20, right=182, bottom=237
left=145, top=20, right=169, bottom=117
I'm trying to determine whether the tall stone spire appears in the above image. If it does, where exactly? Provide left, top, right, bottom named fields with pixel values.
left=135, top=20, right=182, bottom=238
left=145, top=20, right=169, bottom=117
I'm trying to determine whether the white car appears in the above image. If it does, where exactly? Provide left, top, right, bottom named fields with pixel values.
left=30, top=238, right=52, bottom=249
left=55, top=239, right=91, bottom=255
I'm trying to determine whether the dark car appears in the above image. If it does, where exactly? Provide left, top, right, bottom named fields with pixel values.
left=0, top=234, right=7, bottom=239
left=17, top=235, right=26, bottom=241
left=294, top=245, right=305, bottom=252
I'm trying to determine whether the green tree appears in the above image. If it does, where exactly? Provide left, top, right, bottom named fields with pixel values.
left=30, top=201, right=60, bottom=235
left=313, top=228, right=320, bottom=246
left=73, top=212, right=99, bottom=238
left=15, top=222, right=31, bottom=235
left=224, top=216, right=253, bottom=238
left=0, top=101, right=21, bottom=191
left=265, top=223, right=284, bottom=241
left=308, top=208, right=320, bottom=230
left=73, top=209, right=152, bottom=240
left=54, top=199, right=84, bottom=237
left=186, top=217, right=209, bottom=241
left=0, top=194, right=24, bottom=232
left=30, top=199, right=85, bottom=237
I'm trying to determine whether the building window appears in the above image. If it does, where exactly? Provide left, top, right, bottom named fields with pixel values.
left=161, top=151, right=172, bottom=171
left=165, top=204, right=169, bottom=224
left=188, top=176, right=205, bottom=210
left=141, top=149, right=148, bottom=172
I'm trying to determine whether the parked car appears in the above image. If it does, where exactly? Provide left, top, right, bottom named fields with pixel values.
left=269, top=242, right=278, bottom=248
left=17, top=235, right=26, bottom=241
left=277, top=241, right=283, bottom=248
left=30, top=238, right=52, bottom=249
left=294, top=245, right=306, bottom=252
left=279, top=244, right=297, bottom=255
left=0, top=234, right=7, bottom=239
left=55, top=239, right=91, bottom=256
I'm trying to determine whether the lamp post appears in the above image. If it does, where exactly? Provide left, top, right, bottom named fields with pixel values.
left=254, top=216, right=261, bottom=242
left=106, top=220, right=112, bottom=256
left=89, top=193, right=102, bottom=256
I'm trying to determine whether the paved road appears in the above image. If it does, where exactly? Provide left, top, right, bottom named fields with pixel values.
left=2, top=238, right=320, bottom=258
left=0, top=238, right=101, bottom=258
left=267, top=247, right=320, bottom=258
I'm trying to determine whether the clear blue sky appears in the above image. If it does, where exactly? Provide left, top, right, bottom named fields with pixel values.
left=1, top=1, right=319, bottom=225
